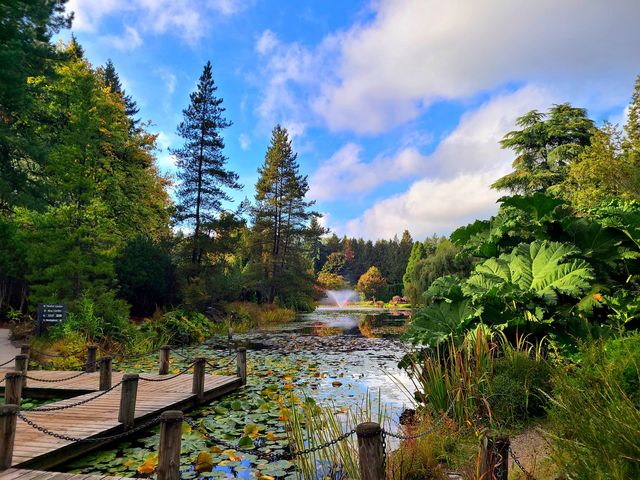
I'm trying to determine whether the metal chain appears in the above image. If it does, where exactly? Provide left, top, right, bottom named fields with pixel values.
left=25, top=370, right=88, bottom=383
left=206, top=353, right=237, bottom=372
left=292, top=428, right=357, bottom=457
left=16, top=411, right=163, bottom=443
left=0, top=357, right=14, bottom=367
left=27, top=381, right=124, bottom=412
left=382, top=398, right=455, bottom=440
left=509, top=447, right=537, bottom=480
left=138, top=361, right=195, bottom=382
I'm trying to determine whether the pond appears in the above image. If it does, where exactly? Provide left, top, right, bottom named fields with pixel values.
left=61, top=309, right=416, bottom=479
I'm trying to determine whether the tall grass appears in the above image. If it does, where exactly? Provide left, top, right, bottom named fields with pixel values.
left=546, top=335, right=640, bottom=479
left=287, top=393, right=389, bottom=480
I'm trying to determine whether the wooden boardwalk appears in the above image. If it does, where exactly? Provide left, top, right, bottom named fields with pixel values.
left=0, top=469, right=134, bottom=480
left=0, top=368, right=242, bottom=470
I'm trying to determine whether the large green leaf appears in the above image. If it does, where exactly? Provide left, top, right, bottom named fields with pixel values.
left=466, top=241, right=594, bottom=305
left=409, top=299, right=479, bottom=347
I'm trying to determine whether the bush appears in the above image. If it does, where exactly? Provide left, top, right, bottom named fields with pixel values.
left=489, top=352, right=551, bottom=425
left=547, top=334, right=640, bottom=479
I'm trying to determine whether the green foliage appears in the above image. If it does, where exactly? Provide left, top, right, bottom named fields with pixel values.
left=492, top=104, right=595, bottom=195
left=172, top=61, right=240, bottom=266
left=356, top=266, right=387, bottom=300
left=321, top=251, right=347, bottom=276
left=316, top=272, right=350, bottom=291
left=115, top=236, right=177, bottom=316
left=489, top=352, right=551, bottom=425
left=250, top=125, right=319, bottom=307
left=547, top=334, right=640, bottom=479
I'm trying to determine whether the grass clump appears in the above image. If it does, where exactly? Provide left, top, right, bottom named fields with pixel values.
left=546, top=334, right=640, bottom=479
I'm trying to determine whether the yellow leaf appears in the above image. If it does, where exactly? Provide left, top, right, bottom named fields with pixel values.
left=244, top=423, right=260, bottom=438
left=278, top=407, right=290, bottom=421
left=283, top=384, right=294, bottom=391
left=332, top=381, right=342, bottom=387
left=195, top=451, right=213, bottom=473
left=259, top=476, right=275, bottom=480
left=283, top=375, right=293, bottom=382
left=137, top=454, right=158, bottom=474
left=210, top=446, right=223, bottom=454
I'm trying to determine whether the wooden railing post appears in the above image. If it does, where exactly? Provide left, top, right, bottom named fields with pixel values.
left=99, top=356, right=112, bottom=390
left=356, top=422, right=385, bottom=480
left=236, top=348, right=247, bottom=386
left=86, top=344, right=98, bottom=373
left=0, top=404, right=18, bottom=471
left=118, top=373, right=139, bottom=429
left=20, top=344, right=31, bottom=356
left=159, top=346, right=170, bottom=375
left=192, top=357, right=206, bottom=400
left=157, top=410, right=183, bottom=480
left=4, top=372, right=23, bottom=406
left=480, top=434, right=509, bottom=480
left=14, top=354, right=28, bottom=388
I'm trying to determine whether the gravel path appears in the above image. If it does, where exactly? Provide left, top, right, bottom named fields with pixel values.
left=0, top=328, right=19, bottom=365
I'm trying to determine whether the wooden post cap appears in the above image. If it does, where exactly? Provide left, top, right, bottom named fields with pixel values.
left=122, top=373, right=139, bottom=381
left=161, top=345, right=170, bottom=351
left=0, top=405, right=19, bottom=416
left=237, top=347, right=246, bottom=352
left=160, top=410, right=183, bottom=423
left=356, top=422, right=381, bottom=437
left=4, top=372, right=22, bottom=380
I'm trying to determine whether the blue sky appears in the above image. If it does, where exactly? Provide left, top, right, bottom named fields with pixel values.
left=62, top=0, right=640, bottom=240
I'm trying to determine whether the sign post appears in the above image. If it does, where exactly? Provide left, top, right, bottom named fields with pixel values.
left=36, top=303, right=67, bottom=336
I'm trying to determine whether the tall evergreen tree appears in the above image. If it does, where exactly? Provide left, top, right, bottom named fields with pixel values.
left=492, top=104, right=595, bottom=195
left=252, top=125, right=317, bottom=304
left=172, top=61, right=240, bottom=266
left=0, top=0, right=72, bottom=212
left=102, top=59, right=140, bottom=127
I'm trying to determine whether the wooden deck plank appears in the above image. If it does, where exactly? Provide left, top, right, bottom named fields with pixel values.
left=0, top=471, right=135, bottom=480
left=0, top=368, right=242, bottom=471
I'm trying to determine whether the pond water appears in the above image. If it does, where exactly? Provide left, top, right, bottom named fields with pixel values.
left=61, top=309, right=417, bottom=479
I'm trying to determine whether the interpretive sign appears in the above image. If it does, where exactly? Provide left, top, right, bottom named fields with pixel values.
left=36, top=303, right=67, bottom=336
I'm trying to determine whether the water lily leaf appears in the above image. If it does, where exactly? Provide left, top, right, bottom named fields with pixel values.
left=136, top=454, right=157, bottom=474
left=238, top=436, right=255, bottom=449
left=243, top=423, right=260, bottom=437
left=331, top=381, right=342, bottom=387
left=195, top=451, right=213, bottom=473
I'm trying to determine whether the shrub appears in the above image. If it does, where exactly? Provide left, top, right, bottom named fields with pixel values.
left=489, top=352, right=551, bottom=425
left=547, top=335, right=640, bottom=479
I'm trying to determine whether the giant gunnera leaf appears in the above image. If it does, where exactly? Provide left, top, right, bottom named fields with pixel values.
left=465, top=240, right=594, bottom=304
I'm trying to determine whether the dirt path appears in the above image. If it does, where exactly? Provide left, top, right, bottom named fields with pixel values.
left=0, top=328, right=19, bottom=365
left=509, top=427, right=552, bottom=477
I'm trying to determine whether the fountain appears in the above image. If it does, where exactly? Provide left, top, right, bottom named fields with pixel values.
left=324, top=289, right=358, bottom=308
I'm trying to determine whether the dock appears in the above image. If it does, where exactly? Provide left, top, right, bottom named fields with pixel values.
left=0, top=348, right=246, bottom=475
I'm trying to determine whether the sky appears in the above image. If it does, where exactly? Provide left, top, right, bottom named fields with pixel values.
left=61, top=0, right=640, bottom=240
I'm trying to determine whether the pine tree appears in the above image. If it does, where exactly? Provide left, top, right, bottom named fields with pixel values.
left=172, top=61, right=240, bottom=266
left=252, top=125, right=317, bottom=304
left=103, top=59, right=140, bottom=126
left=403, top=241, right=426, bottom=291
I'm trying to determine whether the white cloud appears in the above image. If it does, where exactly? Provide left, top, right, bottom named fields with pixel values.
left=327, top=86, right=554, bottom=239
left=158, top=70, right=177, bottom=95
left=67, top=0, right=249, bottom=44
left=239, top=133, right=251, bottom=150
left=313, top=0, right=640, bottom=133
left=309, top=143, right=426, bottom=201
left=102, top=25, right=142, bottom=51
left=253, top=0, right=639, bottom=135
left=255, top=30, right=279, bottom=55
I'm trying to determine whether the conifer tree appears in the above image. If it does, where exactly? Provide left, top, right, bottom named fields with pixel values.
left=172, top=61, right=240, bottom=266
left=103, top=59, right=140, bottom=126
left=252, top=125, right=317, bottom=304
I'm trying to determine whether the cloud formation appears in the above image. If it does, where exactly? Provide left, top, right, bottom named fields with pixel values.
left=314, top=0, right=640, bottom=133
left=331, top=86, right=554, bottom=239
left=67, top=0, right=249, bottom=45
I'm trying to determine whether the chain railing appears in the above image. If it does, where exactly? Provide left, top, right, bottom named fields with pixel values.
left=16, top=411, right=164, bottom=443
left=26, top=380, right=125, bottom=412
left=138, top=361, right=196, bottom=382
left=24, top=369, right=89, bottom=383
left=509, top=447, right=537, bottom=480
left=0, top=357, right=15, bottom=367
